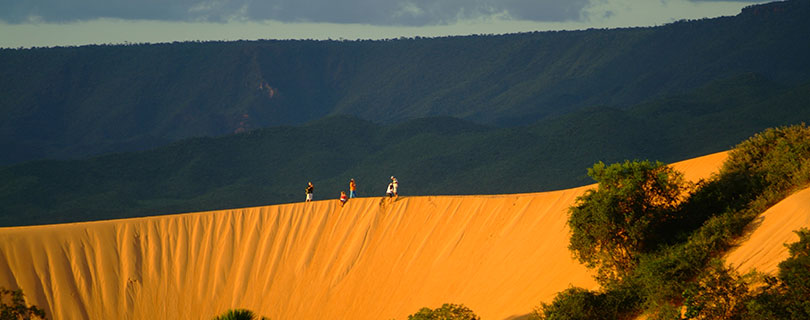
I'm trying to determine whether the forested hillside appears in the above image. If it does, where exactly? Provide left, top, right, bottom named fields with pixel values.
left=1, top=0, right=808, bottom=165
left=2, top=72, right=808, bottom=227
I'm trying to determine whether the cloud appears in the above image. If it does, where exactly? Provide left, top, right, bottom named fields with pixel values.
left=1, top=0, right=772, bottom=48
left=0, top=0, right=592, bottom=25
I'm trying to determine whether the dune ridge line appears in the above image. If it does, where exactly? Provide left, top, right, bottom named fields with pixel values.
left=3, top=151, right=807, bottom=320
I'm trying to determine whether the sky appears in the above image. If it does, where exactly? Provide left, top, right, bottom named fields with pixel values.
left=0, top=0, right=771, bottom=48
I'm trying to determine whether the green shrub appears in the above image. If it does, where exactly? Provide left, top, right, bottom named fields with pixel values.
left=0, top=287, right=46, bottom=320
left=568, top=160, right=689, bottom=284
left=634, top=124, right=810, bottom=308
left=631, top=208, right=760, bottom=306
left=720, top=124, right=810, bottom=213
left=645, top=303, right=682, bottom=320
left=212, top=309, right=269, bottom=320
left=744, top=229, right=810, bottom=319
left=682, top=259, right=753, bottom=320
left=533, top=284, right=641, bottom=320
left=675, top=124, right=810, bottom=243
left=407, top=303, right=480, bottom=320
left=533, top=287, right=602, bottom=320
left=776, top=229, right=810, bottom=317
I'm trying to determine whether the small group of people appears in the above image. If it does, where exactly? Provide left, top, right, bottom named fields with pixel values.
left=304, top=176, right=398, bottom=207
left=338, top=178, right=357, bottom=207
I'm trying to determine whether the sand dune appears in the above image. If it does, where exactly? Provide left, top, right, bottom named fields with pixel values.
left=2, top=151, right=806, bottom=320
left=725, top=187, right=810, bottom=275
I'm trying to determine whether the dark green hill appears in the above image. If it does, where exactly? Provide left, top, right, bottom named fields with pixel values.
left=1, top=74, right=808, bottom=227
left=2, top=0, right=809, bottom=165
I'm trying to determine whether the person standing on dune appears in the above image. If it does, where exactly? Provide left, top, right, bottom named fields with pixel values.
left=386, top=182, right=394, bottom=198
left=306, top=182, right=314, bottom=202
left=391, top=176, right=398, bottom=198
left=349, top=179, right=357, bottom=198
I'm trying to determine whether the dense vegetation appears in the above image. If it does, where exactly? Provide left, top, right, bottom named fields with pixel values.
left=740, top=229, right=810, bottom=319
left=568, top=160, right=690, bottom=284
left=1, top=0, right=808, bottom=165
left=407, top=303, right=480, bottom=320
left=536, top=124, right=810, bottom=319
left=1, top=73, right=809, bottom=226
left=0, top=287, right=46, bottom=320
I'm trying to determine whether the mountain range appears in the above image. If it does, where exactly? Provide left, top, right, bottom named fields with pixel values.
left=1, top=0, right=809, bottom=226
left=2, top=72, right=809, bottom=226
left=1, top=0, right=808, bottom=165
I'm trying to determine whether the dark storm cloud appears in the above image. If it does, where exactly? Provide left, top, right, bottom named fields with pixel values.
left=0, top=0, right=591, bottom=25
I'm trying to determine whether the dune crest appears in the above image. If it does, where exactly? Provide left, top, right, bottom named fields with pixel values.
left=0, top=189, right=596, bottom=319
left=6, top=151, right=804, bottom=320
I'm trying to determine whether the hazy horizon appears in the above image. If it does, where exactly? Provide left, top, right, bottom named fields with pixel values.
left=0, top=0, right=770, bottom=48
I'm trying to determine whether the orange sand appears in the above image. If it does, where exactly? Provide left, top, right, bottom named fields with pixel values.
left=725, top=187, right=810, bottom=275
left=3, top=151, right=805, bottom=320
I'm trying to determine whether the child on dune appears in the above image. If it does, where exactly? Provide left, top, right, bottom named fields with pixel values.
left=339, top=191, right=348, bottom=207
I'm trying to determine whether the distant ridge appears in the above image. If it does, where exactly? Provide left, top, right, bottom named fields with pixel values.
left=1, top=0, right=809, bottom=164
left=3, top=70, right=810, bottom=227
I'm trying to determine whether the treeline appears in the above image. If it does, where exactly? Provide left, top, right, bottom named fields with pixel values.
left=1, top=0, right=809, bottom=165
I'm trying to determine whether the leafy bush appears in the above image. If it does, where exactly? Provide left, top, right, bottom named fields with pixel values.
left=682, top=259, right=753, bottom=320
left=407, top=303, right=480, bottom=320
left=674, top=124, right=810, bottom=242
left=637, top=124, right=810, bottom=306
left=212, top=309, right=269, bottom=320
left=743, top=229, right=810, bottom=319
left=568, top=160, right=689, bottom=284
left=775, top=229, right=810, bottom=317
left=723, top=125, right=810, bottom=193
left=0, top=287, right=46, bottom=320
left=532, top=287, right=604, bottom=320
left=532, top=284, right=641, bottom=320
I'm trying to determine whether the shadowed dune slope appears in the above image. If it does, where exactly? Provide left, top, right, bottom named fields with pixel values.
left=5, top=151, right=806, bottom=320
left=725, top=187, right=810, bottom=275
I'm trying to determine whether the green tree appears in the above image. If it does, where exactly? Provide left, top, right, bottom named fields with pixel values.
left=568, top=160, right=689, bottom=283
left=407, top=303, right=480, bottom=320
left=0, top=288, right=46, bottom=320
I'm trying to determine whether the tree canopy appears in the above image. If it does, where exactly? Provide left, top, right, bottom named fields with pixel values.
left=568, top=160, right=689, bottom=283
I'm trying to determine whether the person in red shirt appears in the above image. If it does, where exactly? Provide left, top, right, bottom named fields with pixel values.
left=339, top=191, right=348, bottom=207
